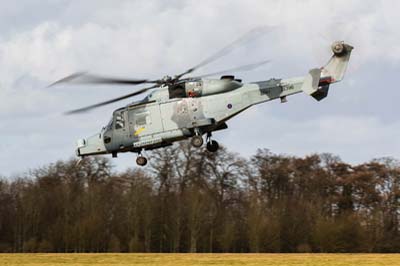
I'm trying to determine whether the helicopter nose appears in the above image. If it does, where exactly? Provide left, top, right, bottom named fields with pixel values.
left=75, top=138, right=86, bottom=157
left=75, top=134, right=107, bottom=156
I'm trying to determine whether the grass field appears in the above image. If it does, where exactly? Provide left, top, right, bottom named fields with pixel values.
left=1, top=254, right=400, bottom=266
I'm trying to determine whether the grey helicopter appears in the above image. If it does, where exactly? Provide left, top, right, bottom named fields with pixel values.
left=51, top=30, right=353, bottom=166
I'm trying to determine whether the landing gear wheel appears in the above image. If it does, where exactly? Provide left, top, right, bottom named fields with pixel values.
left=136, top=156, right=147, bottom=166
left=206, top=140, right=219, bottom=152
left=191, top=135, right=204, bottom=148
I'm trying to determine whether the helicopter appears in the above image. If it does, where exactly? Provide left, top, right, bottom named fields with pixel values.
left=51, top=30, right=353, bottom=166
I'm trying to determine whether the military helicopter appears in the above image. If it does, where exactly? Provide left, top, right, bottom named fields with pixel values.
left=51, top=30, right=353, bottom=166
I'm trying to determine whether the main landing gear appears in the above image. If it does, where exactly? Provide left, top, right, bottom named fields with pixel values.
left=190, top=131, right=219, bottom=152
left=206, top=139, right=219, bottom=152
left=191, top=135, right=204, bottom=147
left=206, top=132, right=219, bottom=152
left=136, top=131, right=220, bottom=166
left=191, top=128, right=204, bottom=148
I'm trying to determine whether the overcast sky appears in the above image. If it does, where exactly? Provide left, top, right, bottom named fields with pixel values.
left=1, top=0, right=399, bottom=177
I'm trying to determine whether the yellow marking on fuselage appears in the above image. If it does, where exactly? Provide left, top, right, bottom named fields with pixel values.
left=134, top=127, right=145, bottom=136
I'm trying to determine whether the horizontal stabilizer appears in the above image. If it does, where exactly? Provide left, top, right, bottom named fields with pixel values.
left=301, top=68, right=332, bottom=101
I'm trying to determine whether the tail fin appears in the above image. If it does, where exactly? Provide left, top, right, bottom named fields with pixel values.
left=302, top=41, right=354, bottom=101
left=321, top=41, right=354, bottom=82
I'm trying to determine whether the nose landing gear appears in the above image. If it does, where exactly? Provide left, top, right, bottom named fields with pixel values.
left=136, top=156, right=147, bottom=166
left=136, top=150, right=148, bottom=166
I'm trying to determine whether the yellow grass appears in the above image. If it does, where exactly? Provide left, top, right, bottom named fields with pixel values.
left=1, top=253, right=400, bottom=266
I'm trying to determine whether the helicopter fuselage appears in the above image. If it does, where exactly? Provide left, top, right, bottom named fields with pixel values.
left=75, top=42, right=353, bottom=161
left=77, top=76, right=305, bottom=157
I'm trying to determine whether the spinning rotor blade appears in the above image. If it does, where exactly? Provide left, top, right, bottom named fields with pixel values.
left=49, top=72, right=159, bottom=87
left=188, top=59, right=271, bottom=79
left=65, top=85, right=158, bottom=115
left=175, top=25, right=274, bottom=79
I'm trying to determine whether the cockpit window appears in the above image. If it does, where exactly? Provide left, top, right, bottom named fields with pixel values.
left=106, top=117, right=113, bottom=130
left=115, top=111, right=125, bottom=130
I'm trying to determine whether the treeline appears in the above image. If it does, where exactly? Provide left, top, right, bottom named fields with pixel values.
left=0, top=142, right=399, bottom=253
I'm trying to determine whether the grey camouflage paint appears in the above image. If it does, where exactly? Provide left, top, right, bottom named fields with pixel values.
left=76, top=42, right=354, bottom=157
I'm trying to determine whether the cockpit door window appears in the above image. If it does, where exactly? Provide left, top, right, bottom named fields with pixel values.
left=115, top=111, right=126, bottom=130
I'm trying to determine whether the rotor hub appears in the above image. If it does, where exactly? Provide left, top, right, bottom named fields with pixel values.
left=162, top=75, right=173, bottom=83
left=331, top=41, right=345, bottom=55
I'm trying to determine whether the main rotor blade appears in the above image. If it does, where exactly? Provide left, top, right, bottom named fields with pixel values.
left=65, top=85, right=158, bottom=115
left=50, top=72, right=159, bottom=87
left=188, top=59, right=271, bottom=79
left=176, top=25, right=274, bottom=79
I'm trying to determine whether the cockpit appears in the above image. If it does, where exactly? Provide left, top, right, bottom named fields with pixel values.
left=102, top=109, right=125, bottom=133
left=105, top=117, right=113, bottom=130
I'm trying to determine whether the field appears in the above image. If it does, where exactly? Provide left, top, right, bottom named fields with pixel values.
left=1, top=254, right=400, bottom=266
